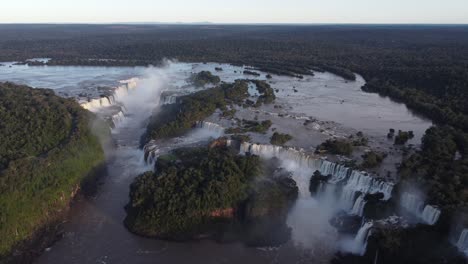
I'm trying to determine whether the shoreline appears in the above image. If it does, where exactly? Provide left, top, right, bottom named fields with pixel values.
left=1, top=163, right=108, bottom=264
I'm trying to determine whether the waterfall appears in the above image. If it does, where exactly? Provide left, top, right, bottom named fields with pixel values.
left=161, top=94, right=177, bottom=105
left=341, top=221, right=373, bottom=256
left=113, top=78, right=138, bottom=102
left=143, top=121, right=225, bottom=168
left=400, top=192, right=441, bottom=225
left=420, top=205, right=441, bottom=225
left=111, top=111, right=125, bottom=129
left=240, top=142, right=394, bottom=215
left=350, top=194, right=367, bottom=217
left=240, top=142, right=322, bottom=197
left=195, top=121, right=225, bottom=137
left=337, top=171, right=393, bottom=212
left=80, top=78, right=139, bottom=112
left=81, top=96, right=112, bottom=111
left=456, top=229, right=468, bottom=256
left=343, top=171, right=393, bottom=200
left=354, top=222, right=373, bottom=255
left=240, top=142, right=322, bottom=170
left=319, top=160, right=350, bottom=183
left=143, top=140, right=160, bottom=166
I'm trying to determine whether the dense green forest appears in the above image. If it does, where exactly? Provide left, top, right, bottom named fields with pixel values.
left=144, top=79, right=246, bottom=141
left=126, top=145, right=298, bottom=245
left=144, top=78, right=275, bottom=143
left=0, top=83, right=105, bottom=259
left=270, top=132, right=293, bottom=146
left=398, top=126, right=468, bottom=211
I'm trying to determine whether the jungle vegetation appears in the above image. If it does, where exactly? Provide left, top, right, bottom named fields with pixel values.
left=0, top=82, right=105, bottom=258
left=316, top=139, right=354, bottom=156
left=144, top=78, right=275, bottom=142
left=125, top=145, right=298, bottom=245
left=190, top=71, right=221, bottom=87
left=270, top=132, right=293, bottom=146
left=1, top=24, right=468, bottom=256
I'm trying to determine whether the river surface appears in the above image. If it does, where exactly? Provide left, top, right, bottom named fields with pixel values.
left=0, top=62, right=432, bottom=263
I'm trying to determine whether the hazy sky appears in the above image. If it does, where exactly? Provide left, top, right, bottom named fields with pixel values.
left=2, top=0, right=468, bottom=24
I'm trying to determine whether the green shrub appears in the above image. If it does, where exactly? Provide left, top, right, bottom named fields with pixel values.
left=270, top=132, right=293, bottom=146
left=0, top=83, right=105, bottom=256
left=361, top=151, right=386, bottom=168
left=190, top=71, right=220, bottom=87
left=394, top=130, right=415, bottom=145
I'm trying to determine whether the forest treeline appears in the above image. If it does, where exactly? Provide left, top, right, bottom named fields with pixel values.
left=1, top=24, right=467, bottom=119
left=144, top=78, right=274, bottom=143
left=1, top=24, right=467, bottom=226
left=0, top=82, right=105, bottom=261
left=126, top=145, right=298, bottom=246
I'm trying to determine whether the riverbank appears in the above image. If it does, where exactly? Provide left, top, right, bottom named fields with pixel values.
left=0, top=83, right=108, bottom=263
left=1, top=163, right=108, bottom=264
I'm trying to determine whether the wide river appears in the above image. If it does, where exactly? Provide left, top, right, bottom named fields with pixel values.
left=0, top=62, right=432, bottom=263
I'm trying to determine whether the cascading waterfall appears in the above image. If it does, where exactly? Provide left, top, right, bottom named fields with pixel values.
left=354, top=221, right=373, bottom=256
left=80, top=78, right=139, bottom=112
left=400, top=192, right=441, bottom=225
left=161, top=94, right=177, bottom=105
left=240, top=142, right=323, bottom=197
left=195, top=121, right=225, bottom=137
left=421, top=205, right=441, bottom=225
left=112, top=78, right=139, bottom=103
left=350, top=194, right=367, bottom=217
left=240, top=142, right=393, bottom=216
left=341, top=221, right=374, bottom=256
left=111, top=111, right=126, bottom=129
left=80, top=96, right=113, bottom=110
left=240, top=142, right=322, bottom=171
left=338, top=171, right=393, bottom=214
left=456, top=229, right=468, bottom=256
left=143, top=121, right=226, bottom=168
left=143, top=140, right=160, bottom=166
left=319, top=160, right=350, bottom=184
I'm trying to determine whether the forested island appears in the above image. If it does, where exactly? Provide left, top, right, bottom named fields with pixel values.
left=126, top=145, right=298, bottom=245
left=0, top=82, right=106, bottom=262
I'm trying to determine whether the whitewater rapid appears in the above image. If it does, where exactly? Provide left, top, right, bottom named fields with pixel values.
left=0, top=61, right=438, bottom=262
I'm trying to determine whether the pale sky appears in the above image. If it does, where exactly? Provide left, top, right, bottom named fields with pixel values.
left=1, top=0, right=468, bottom=24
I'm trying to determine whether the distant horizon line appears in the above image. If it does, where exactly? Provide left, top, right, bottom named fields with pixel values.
left=1, top=22, right=468, bottom=26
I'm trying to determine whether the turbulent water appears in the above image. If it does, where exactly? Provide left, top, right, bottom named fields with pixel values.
left=240, top=142, right=393, bottom=255
left=0, top=61, right=435, bottom=263
left=240, top=142, right=394, bottom=214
